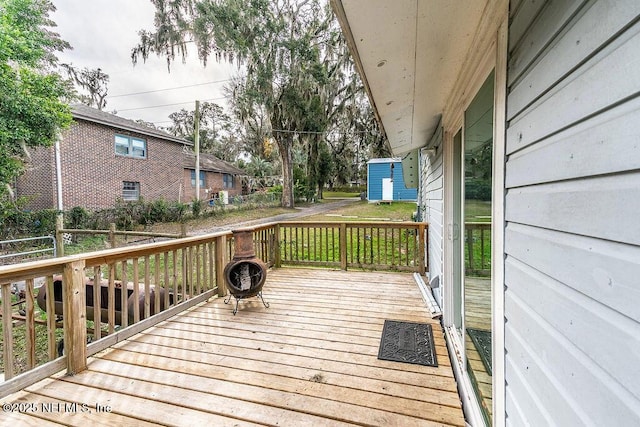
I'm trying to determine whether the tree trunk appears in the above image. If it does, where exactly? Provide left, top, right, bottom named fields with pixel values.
left=279, top=137, right=295, bottom=208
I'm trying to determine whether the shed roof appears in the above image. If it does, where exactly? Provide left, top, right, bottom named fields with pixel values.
left=182, top=151, right=245, bottom=175
left=71, top=104, right=191, bottom=146
left=367, top=157, right=402, bottom=164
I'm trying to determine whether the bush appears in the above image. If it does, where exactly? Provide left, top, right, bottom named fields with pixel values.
left=331, top=184, right=365, bottom=193
left=0, top=195, right=59, bottom=240
left=191, top=199, right=205, bottom=218
left=67, top=206, right=90, bottom=229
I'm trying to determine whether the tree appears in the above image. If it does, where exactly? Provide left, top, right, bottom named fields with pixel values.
left=166, top=101, right=243, bottom=162
left=316, top=140, right=333, bottom=199
left=132, top=0, right=355, bottom=208
left=0, top=0, right=73, bottom=198
left=61, top=64, right=109, bottom=110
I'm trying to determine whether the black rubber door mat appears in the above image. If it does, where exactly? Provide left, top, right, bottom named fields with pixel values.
left=377, top=320, right=438, bottom=367
left=467, top=328, right=492, bottom=376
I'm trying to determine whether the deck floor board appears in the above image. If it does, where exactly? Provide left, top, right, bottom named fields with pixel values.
left=1, top=268, right=465, bottom=426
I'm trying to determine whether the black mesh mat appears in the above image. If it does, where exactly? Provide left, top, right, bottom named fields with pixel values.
left=377, top=320, right=438, bottom=367
left=467, top=328, right=492, bottom=376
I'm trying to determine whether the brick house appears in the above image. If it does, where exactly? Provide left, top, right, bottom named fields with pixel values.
left=182, top=151, right=245, bottom=203
left=16, top=104, right=243, bottom=210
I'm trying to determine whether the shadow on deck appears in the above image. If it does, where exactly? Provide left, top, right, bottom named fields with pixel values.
left=1, top=268, right=464, bottom=426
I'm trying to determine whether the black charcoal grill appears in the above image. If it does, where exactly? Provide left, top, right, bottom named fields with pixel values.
left=223, top=229, right=269, bottom=315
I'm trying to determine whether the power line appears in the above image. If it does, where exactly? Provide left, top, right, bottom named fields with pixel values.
left=117, top=96, right=228, bottom=112
left=109, top=78, right=233, bottom=98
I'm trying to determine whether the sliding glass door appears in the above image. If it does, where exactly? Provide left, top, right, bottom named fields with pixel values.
left=458, top=71, right=495, bottom=424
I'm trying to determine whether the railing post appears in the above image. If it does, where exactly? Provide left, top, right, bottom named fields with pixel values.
left=109, top=223, right=117, bottom=249
left=180, top=223, right=187, bottom=238
left=2, top=283, right=14, bottom=379
left=274, top=224, right=281, bottom=268
left=418, top=223, right=426, bottom=275
left=55, top=215, right=64, bottom=257
left=62, top=259, right=87, bottom=375
left=339, top=223, right=347, bottom=270
left=215, top=235, right=228, bottom=297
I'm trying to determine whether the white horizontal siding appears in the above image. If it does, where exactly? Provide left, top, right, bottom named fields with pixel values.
left=421, top=146, right=443, bottom=295
left=508, top=0, right=640, bottom=119
left=505, top=0, right=640, bottom=423
left=505, top=287, right=640, bottom=425
left=506, top=96, right=640, bottom=188
left=507, top=19, right=640, bottom=154
left=506, top=256, right=640, bottom=401
left=505, top=173, right=640, bottom=246
left=508, top=0, right=587, bottom=85
left=505, top=223, right=640, bottom=323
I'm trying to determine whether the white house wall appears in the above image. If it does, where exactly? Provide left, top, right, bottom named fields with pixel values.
left=504, top=0, right=640, bottom=424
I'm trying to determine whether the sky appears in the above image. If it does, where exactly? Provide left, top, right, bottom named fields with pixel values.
left=51, top=0, right=238, bottom=126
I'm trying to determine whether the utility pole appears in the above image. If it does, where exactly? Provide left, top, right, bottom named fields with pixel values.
left=194, top=100, right=201, bottom=201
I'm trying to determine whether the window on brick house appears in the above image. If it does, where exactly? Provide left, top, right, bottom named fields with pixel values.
left=122, top=181, right=140, bottom=201
left=223, top=174, right=234, bottom=189
left=115, top=135, right=146, bottom=159
left=190, top=170, right=205, bottom=187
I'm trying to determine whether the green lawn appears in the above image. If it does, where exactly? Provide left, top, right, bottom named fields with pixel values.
left=305, top=201, right=417, bottom=222
left=322, top=191, right=361, bottom=198
left=465, top=199, right=492, bottom=222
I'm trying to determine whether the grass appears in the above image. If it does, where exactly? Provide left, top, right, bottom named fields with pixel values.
left=322, top=191, right=361, bottom=198
left=465, top=199, right=492, bottom=222
left=304, top=201, right=417, bottom=222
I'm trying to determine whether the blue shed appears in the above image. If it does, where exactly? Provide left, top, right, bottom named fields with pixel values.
left=367, top=158, right=417, bottom=202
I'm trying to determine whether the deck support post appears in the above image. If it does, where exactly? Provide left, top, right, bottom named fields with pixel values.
left=55, top=215, right=64, bottom=257
left=215, top=235, right=228, bottom=297
left=62, top=259, right=87, bottom=375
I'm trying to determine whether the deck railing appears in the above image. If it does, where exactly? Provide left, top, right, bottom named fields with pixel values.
left=0, top=231, right=230, bottom=398
left=0, top=220, right=427, bottom=398
left=271, top=221, right=427, bottom=273
left=465, top=222, right=491, bottom=276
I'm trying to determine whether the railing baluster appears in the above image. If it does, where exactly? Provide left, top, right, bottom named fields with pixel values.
left=46, top=275, right=56, bottom=360
left=2, top=283, right=14, bottom=379
left=154, top=254, right=161, bottom=314
left=144, top=256, right=151, bottom=319
left=25, top=278, right=35, bottom=370
left=164, top=252, right=170, bottom=308
left=207, top=242, right=215, bottom=290
left=181, top=249, right=187, bottom=301
left=93, top=266, right=101, bottom=340
left=133, top=258, right=140, bottom=324
left=108, top=263, right=115, bottom=334
left=196, top=244, right=202, bottom=295
left=120, top=260, right=128, bottom=328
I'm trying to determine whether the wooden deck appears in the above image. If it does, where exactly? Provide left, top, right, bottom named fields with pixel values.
left=465, top=277, right=492, bottom=421
left=1, top=268, right=464, bottom=426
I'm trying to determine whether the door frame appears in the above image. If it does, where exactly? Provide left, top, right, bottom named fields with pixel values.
left=441, top=15, right=508, bottom=427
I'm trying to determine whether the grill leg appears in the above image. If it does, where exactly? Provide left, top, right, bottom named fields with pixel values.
left=258, top=292, right=270, bottom=309
left=224, top=293, right=240, bottom=315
